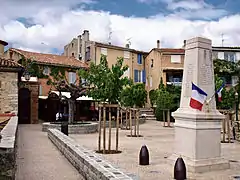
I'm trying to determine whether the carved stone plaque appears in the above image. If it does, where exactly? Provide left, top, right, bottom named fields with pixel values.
left=184, top=64, right=194, bottom=97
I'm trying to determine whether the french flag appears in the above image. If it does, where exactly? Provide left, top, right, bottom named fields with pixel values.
left=216, top=83, right=225, bottom=102
left=190, top=83, right=208, bottom=111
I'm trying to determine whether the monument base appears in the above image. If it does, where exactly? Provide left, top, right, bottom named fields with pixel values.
left=170, top=108, right=230, bottom=173
left=168, top=154, right=229, bottom=173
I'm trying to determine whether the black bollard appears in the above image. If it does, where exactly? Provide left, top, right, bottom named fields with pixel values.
left=233, top=126, right=236, bottom=140
left=61, top=122, right=68, bottom=136
left=139, top=145, right=149, bottom=165
left=174, top=156, right=186, bottom=180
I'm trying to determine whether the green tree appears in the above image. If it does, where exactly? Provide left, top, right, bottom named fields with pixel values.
left=120, top=82, right=147, bottom=108
left=149, top=89, right=158, bottom=107
left=79, top=55, right=129, bottom=104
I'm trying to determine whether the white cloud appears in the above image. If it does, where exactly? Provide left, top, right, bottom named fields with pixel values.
left=138, top=0, right=228, bottom=19
left=0, top=1, right=240, bottom=54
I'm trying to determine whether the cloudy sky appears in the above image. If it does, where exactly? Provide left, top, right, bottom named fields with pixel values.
left=0, top=0, right=240, bottom=54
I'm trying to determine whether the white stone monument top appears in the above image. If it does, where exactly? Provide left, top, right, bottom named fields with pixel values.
left=174, top=36, right=222, bottom=117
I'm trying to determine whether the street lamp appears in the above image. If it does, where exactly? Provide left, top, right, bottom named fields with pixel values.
left=24, top=71, right=31, bottom=81
left=235, top=92, right=239, bottom=133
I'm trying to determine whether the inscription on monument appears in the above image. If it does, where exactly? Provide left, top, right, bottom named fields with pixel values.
left=199, top=50, right=213, bottom=85
left=184, top=64, right=194, bottom=97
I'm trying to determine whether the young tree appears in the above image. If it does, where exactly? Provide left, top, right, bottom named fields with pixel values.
left=79, top=55, right=129, bottom=104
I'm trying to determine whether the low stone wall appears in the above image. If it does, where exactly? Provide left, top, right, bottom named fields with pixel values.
left=0, top=116, right=18, bottom=179
left=48, top=129, right=137, bottom=180
left=42, top=122, right=98, bottom=134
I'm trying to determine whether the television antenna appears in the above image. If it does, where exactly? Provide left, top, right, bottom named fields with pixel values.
left=221, top=33, right=224, bottom=47
left=108, top=31, right=112, bottom=45
left=126, top=37, right=132, bottom=46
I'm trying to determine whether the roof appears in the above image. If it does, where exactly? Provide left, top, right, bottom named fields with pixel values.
left=0, top=57, right=22, bottom=68
left=151, top=48, right=185, bottom=55
left=212, top=46, right=240, bottom=52
left=10, top=48, right=88, bottom=69
left=0, top=40, right=8, bottom=46
left=94, top=42, right=149, bottom=55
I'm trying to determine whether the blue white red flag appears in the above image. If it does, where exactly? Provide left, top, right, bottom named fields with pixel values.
left=190, top=83, right=208, bottom=111
left=216, top=83, right=225, bottom=102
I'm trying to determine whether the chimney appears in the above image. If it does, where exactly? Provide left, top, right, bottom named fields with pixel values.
left=182, top=40, right=186, bottom=48
left=125, top=44, right=130, bottom=48
left=157, top=40, right=160, bottom=48
left=83, top=30, right=89, bottom=41
left=77, top=35, right=82, bottom=60
left=0, top=40, right=8, bottom=56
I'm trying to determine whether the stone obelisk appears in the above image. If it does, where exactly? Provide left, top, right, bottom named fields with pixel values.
left=170, top=37, right=229, bottom=173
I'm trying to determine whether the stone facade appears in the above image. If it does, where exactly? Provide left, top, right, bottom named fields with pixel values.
left=48, top=129, right=137, bottom=180
left=0, top=72, right=18, bottom=114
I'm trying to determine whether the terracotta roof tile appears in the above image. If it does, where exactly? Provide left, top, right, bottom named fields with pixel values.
left=155, top=48, right=185, bottom=54
left=0, top=57, right=22, bottom=68
left=10, top=48, right=88, bottom=69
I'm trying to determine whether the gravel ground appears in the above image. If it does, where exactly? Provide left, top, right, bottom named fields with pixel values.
left=15, top=124, right=84, bottom=180
left=71, top=120, right=240, bottom=180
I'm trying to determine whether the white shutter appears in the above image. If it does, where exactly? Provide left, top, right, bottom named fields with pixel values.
left=69, top=72, right=76, bottom=84
left=170, top=55, right=181, bottom=63
left=236, top=52, right=240, bottom=62
left=101, top=48, right=107, bottom=55
left=218, top=52, right=224, bottom=59
left=124, top=51, right=130, bottom=59
left=140, top=70, right=143, bottom=82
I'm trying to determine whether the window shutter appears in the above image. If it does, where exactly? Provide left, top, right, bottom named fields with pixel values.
left=134, top=69, right=138, bottom=82
left=142, top=70, right=146, bottom=83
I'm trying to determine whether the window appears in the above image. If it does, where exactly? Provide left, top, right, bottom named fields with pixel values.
left=224, top=52, right=236, bottom=62
left=101, top=48, right=107, bottom=55
left=81, top=78, right=86, bottom=85
left=151, top=59, right=154, bottom=68
left=72, top=52, right=74, bottom=57
left=86, top=46, right=91, bottom=61
left=218, top=52, right=224, bottom=59
left=43, top=67, right=50, bottom=75
left=124, top=51, right=130, bottom=59
left=150, top=76, right=152, bottom=88
left=171, top=55, right=181, bottom=63
left=236, top=52, right=240, bottom=62
left=39, top=85, right=42, bottom=95
left=137, top=54, right=142, bottom=64
left=134, top=69, right=146, bottom=83
left=72, top=43, right=74, bottom=48
left=69, top=72, right=77, bottom=84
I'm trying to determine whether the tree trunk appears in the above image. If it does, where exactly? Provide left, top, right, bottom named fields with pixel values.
left=68, top=99, right=75, bottom=124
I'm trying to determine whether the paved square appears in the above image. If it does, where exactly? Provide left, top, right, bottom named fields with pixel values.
left=71, top=120, right=240, bottom=180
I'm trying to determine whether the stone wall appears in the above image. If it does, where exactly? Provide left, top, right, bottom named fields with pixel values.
left=0, top=72, right=18, bottom=114
left=42, top=122, right=98, bottom=134
left=0, top=116, right=18, bottom=179
left=48, top=129, right=137, bottom=180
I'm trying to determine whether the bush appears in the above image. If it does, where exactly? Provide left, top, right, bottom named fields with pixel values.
left=155, top=89, right=174, bottom=121
left=149, top=89, right=157, bottom=107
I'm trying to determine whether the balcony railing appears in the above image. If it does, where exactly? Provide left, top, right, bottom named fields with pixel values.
left=167, top=82, right=182, bottom=86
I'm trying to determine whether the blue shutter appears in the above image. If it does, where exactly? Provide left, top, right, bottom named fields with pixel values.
left=137, top=54, right=140, bottom=64
left=142, top=70, right=146, bottom=83
left=134, top=69, right=138, bottom=82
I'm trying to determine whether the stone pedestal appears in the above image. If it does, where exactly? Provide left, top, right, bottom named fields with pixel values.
left=169, top=37, right=229, bottom=173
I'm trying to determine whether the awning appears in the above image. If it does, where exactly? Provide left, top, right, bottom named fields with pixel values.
left=39, top=96, right=48, bottom=99
left=50, top=91, right=93, bottom=101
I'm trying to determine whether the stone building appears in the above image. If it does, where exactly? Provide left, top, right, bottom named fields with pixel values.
left=63, top=30, right=148, bottom=83
left=0, top=40, right=22, bottom=114
left=5, top=48, right=88, bottom=96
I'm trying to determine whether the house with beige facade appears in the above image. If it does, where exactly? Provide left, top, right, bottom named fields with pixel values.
left=63, top=30, right=148, bottom=83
